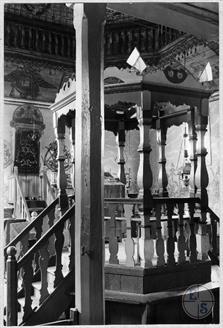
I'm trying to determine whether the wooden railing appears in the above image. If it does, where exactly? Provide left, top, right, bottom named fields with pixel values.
left=4, top=197, right=59, bottom=259
left=207, top=206, right=219, bottom=265
left=4, top=13, right=183, bottom=67
left=6, top=203, right=75, bottom=326
left=104, top=197, right=207, bottom=267
left=6, top=196, right=218, bottom=325
left=8, top=167, right=31, bottom=221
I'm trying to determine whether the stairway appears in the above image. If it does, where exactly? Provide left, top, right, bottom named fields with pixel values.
left=26, top=199, right=47, bottom=216
left=17, top=252, right=75, bottom=325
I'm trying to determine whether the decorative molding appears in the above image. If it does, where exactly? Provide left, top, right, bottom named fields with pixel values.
left=104, top=77, right=124, bottom=85
left=10, top=104, right=45, bottom=131
left=4, top=97, right=52, bottom=111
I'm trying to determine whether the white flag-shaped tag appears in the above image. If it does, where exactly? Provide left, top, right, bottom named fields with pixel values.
left=126, top=47, right=147, bottom=74
left=199, top=62, right=213, bottom=83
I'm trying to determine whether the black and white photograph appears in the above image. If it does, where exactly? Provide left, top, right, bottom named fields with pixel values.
left=1, top=1, right=221, bottom=326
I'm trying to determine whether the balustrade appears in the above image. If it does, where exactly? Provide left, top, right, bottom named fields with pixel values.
left=104, top=197, right=207, bottom=268
left=5, top=17, right=183, bottom=63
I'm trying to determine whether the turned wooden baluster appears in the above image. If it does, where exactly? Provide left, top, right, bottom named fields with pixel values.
left=108, top=205, right=119, bottom=264
left=155, top=203, right=165, bottom=266
left=20, top=25, right=25, bottom=49
left=48, top=206, right=57, bottom=259
left=187, top=108, right=197, bottom=196
left=210, top=213, right=218, bottom=261
left=53, top=115, right=68, bottom=286
left=166, top=203, right=175, bottom=266
left=125, top=215, right=135, bottom=267
left=54, top=222, right=65, bottom=286
left=38, top=211, right=54, bottom=303
left=177, top=203, right=187, bottom=263
left=54, top=115, right=69, bottom=212
left=34, top=219, right=43, bottom=273
left=137, top=94, right=154, bottom=268
left=48, top=32, right=52, bottom=55
left=195, top=105, right=210, bottom=261
left=116, top=120, right=126, bottom=185
left=20, top=235, right=34, bottom=321
left=188, top=202, right=197, bottom=263
left=39, top=241, right=50, bottom=303
left=54, top=33, right=59, bottom=56
left=156, top=119, right=168, bottom=196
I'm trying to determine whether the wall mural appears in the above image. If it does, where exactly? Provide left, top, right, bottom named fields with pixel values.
left=4, top=139, right=13, bottom=168
left=5, top=64, right=56, bottom=99
left=43, top=140, right=72, bottom=172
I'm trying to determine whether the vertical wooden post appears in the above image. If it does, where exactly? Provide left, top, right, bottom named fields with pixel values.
left=54, top=114, right=68, bottom=213
left=6, top=246, right=17, bottom=326
left=116, top=120, right=126, bottom=185
left=187, top=108, right=197, bottom=196
left=42, top=165, right=48, bottom=201
left=73, top=3, right=106, bottom=325
left=156, top=119, right=168, bottom=197
left=195, top=100, right=210, bottom=260
left=137, top=91, right=154, bottom=268
left=70, top=117, right=75, bottom=190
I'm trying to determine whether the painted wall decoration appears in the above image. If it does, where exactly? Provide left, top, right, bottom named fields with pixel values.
left=163, top=66, right=187, bottom=84
left=14, top=129, right=40, bottom=174
left=43, top=140, right=72, bottom=172
left=5, top=64, right=56, bottom=99
left=4, top=139, right=13, bottom=168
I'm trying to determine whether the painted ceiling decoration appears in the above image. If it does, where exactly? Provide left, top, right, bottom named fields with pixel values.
left=5, top=65, right=56, bottom=99
left=24, top=4, right=51, bottom=16
left=4, top=3, right=219, bottom=93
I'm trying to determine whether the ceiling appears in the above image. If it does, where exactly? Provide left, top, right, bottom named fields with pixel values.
left=4, top=3, right=219, bottom=93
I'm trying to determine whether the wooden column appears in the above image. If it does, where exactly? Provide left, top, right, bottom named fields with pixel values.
left=194, top=100, right=210, bottom=260
left=187, top=108, right=197, bottom=196
left=6, top=247, right=17, bottom=326
left=156, top=119, right=168, bottom=197
left=116, top=120, right=126, bottom=185
left=73, top=3, right=106, bottom=325
left=69, top=117, right=75, bottom=190
left=137, top=91, right=154, bottom=268
left=54, top=114, right=68, bottom=213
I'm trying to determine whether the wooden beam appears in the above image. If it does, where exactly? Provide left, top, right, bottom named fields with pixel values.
left=108, top=3, right=218, bottom=41
left=72, top=3, right=106, bottom=325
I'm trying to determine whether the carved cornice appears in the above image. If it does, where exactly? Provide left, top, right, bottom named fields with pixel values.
left=105, top=101, right=138, bottom=134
